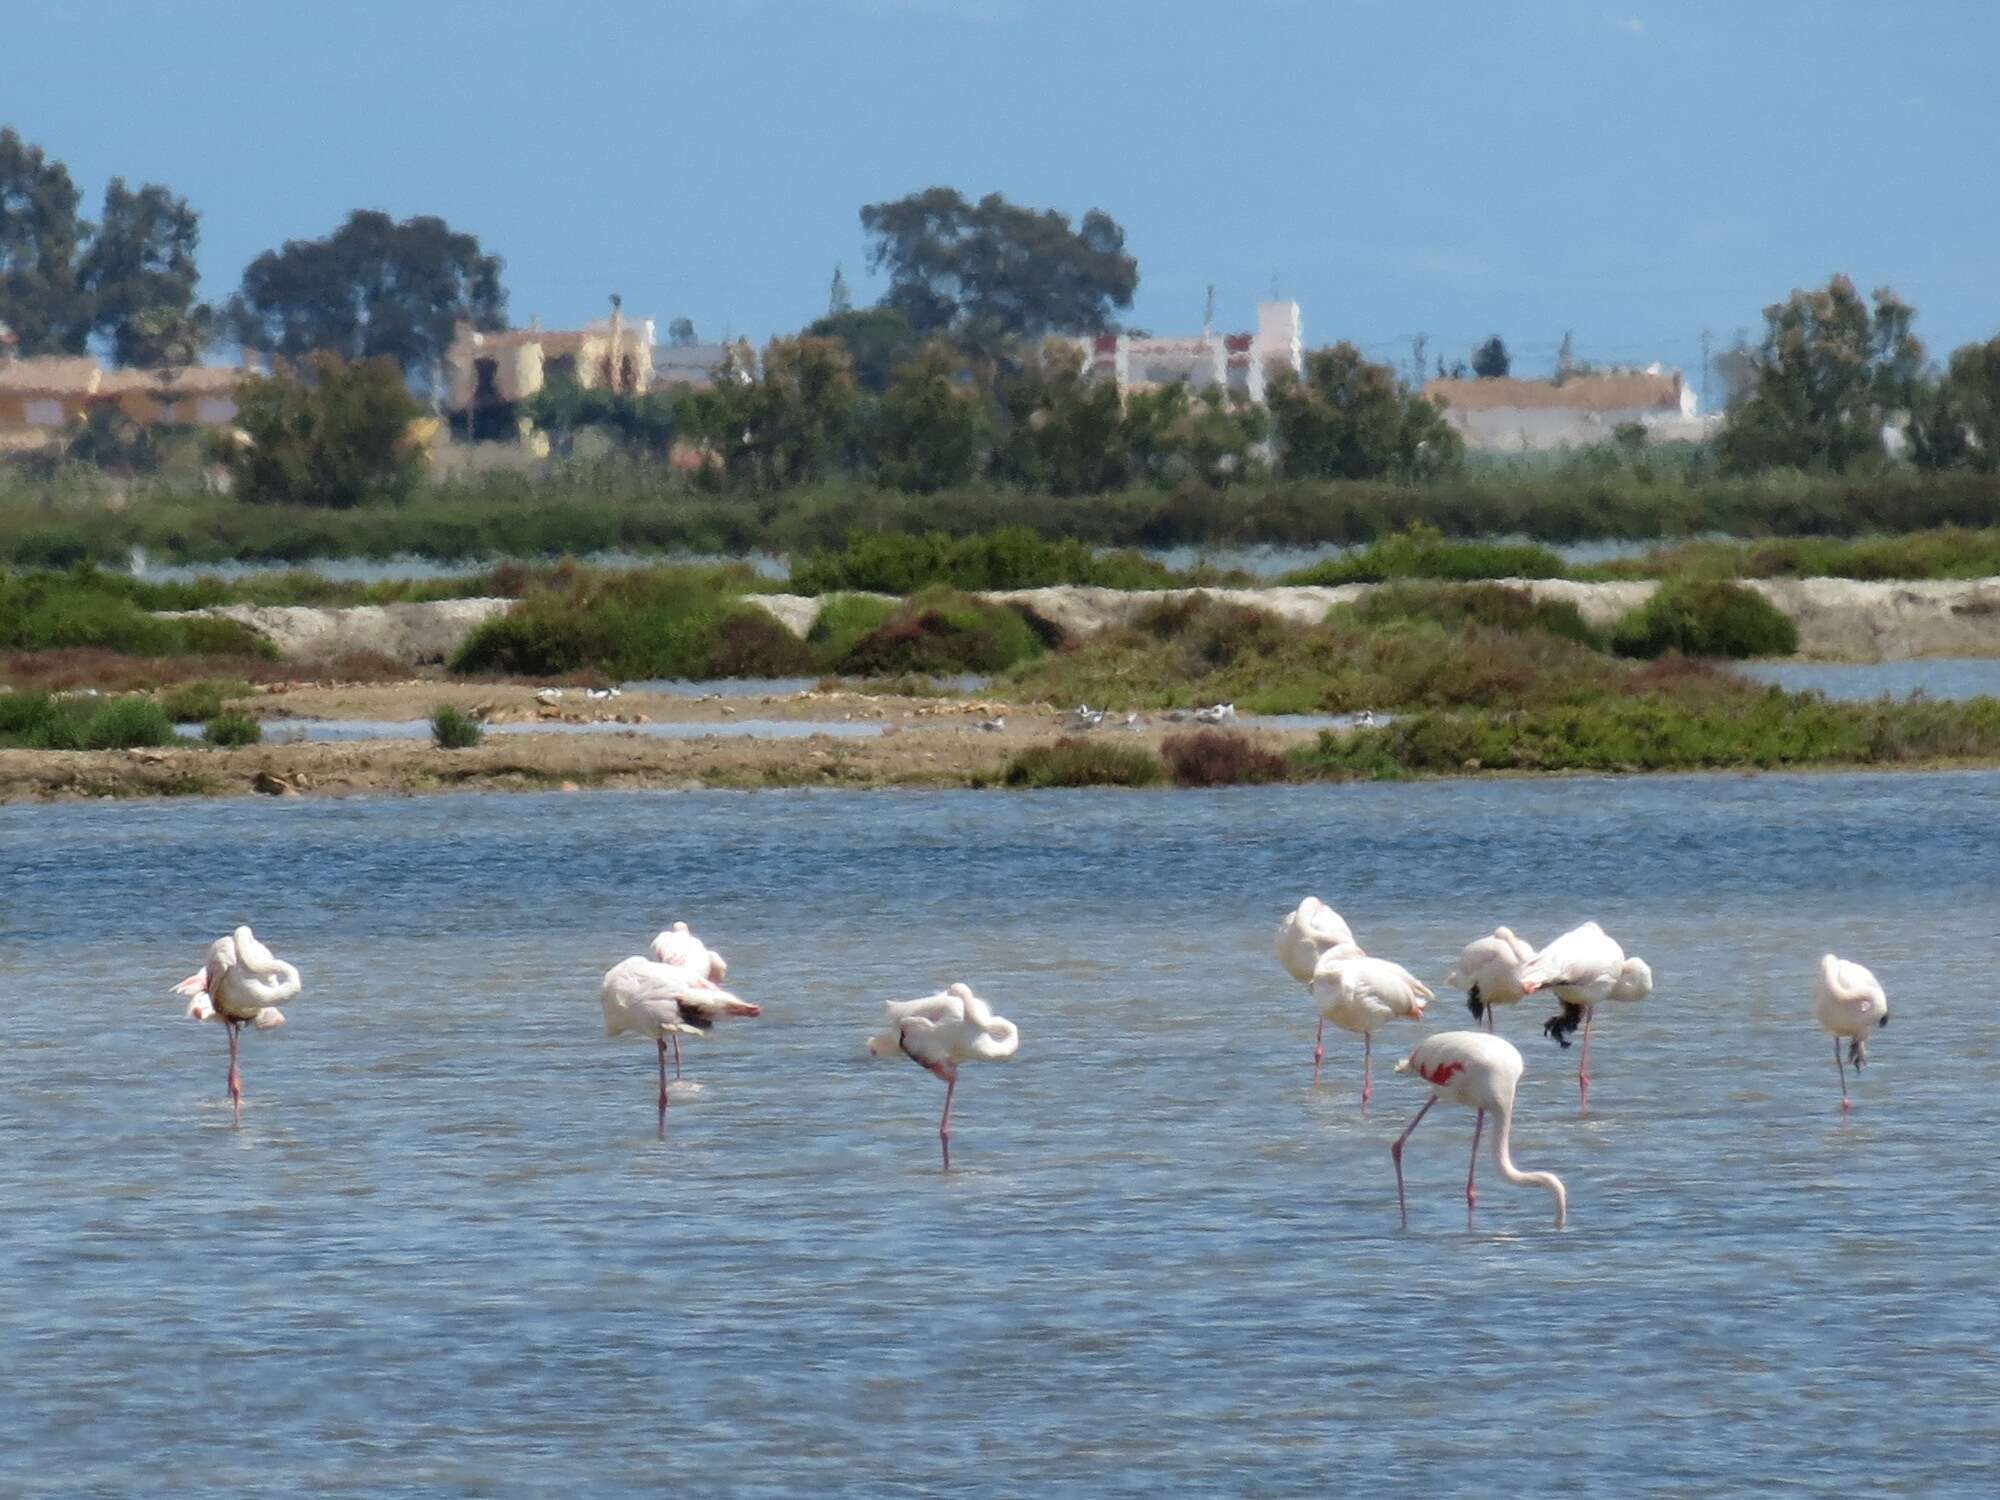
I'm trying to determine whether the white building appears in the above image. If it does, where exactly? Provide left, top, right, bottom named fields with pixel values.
left=1421, top=366, right=1721, bottom=452
left=1071, top=300, right=1304, bottom=404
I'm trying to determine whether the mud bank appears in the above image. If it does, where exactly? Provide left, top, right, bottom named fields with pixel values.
left=161, top=577, right=2000, bottom=666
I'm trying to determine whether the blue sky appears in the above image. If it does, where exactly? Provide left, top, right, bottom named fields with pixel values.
left=9, top=0, right=1995, bottom=402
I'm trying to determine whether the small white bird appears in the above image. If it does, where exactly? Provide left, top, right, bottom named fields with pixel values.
left=585, top=686, right=622, bottom=701
left=1391, top=1030, right=1568, bottom=1229
left=1310, top=953, right=1432, bottom=1104
left=1517, top=921, right=1653, bottom=1111
left=865, top=983, right=1019, bottom=1169
left=1355, top=709, right=1378, bottom=729
left=535, top=688, right=564, bottom=705
left=1445, top=926, right=1538, bottom=1031
left=1814, top=954, right=1889, bottom=1113
left=171, top=925, right=303, bottom=1126
left=601, top=955, right=760, bottom=1135
left=977, top=716, right=1006, bottom=733
left=1064, top=705, right=1105, bottom=731
left=1193, top=702, right=1236, bottom=725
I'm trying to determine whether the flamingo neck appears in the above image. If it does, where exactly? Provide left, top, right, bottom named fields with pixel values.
left=971, top=1016, right=1019, bottom=1061
left=1491, top=1098, right=1567, bottom=1227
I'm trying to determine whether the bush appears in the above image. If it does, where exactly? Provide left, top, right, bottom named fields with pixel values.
left=834, top=589, right=1045, bottom=676
left=1342, top=582, right=1604, bottom=648
left=1003, top=736, right=1164, bottom=788
left=430, top=705, right=484, bottom=749
left=0, top=569, right=276, bottom=659
left=1279, top=524, right=1566, bottom=584
left=202, top=710, right=263, bottom=747
left=806, top=593, right=898, bottom=664
left=789, top=527, right=1206, bottom=593
left=1611, top=580, right=1798, bottom=659
left=231, top=354, right=424, bottom=508
left=158, top=679, right=255, bottom=722
left=1160, top=729, right=1291, bottom=786
left=0, top=692, right=182, bottom=750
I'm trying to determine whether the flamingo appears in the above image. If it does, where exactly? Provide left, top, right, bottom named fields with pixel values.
left=1308, top=953, right=1431, bottom=1105
left=1815, top=954, right=1890, bottom=1113
left=171, top=925, right=302, bottom=1126
left=1276, top=896, right=1357, bottom=984
left=600, top=955, right=760, bottom=1136
left=1445, top=926, right=1538, bottom=1032
left=1390, top=1030, right=1568, bottom=1229
left=1517, top=921, right=1653, bottom=1111
left=865, top=983, right=1019, bottom=1169
left=645, top=920, right=729, bottom=1077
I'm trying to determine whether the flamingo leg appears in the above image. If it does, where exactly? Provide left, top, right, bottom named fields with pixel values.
left=656, top=1037, right=670, bottom=1138
left=1313, top=1017, right=1324, bottom=1083
left=672, top=1033, right=683, bottom=1080
left=1390, top=1095, right=1437, bottom=1229
left=938, top=1075, right=957, bottom=1171
left=1834, top=1035, right=1850, bottom=1114
left=1577, top=1008, right=1592, bottom=1113
left=1361, top=1032, right=1373, bottom=1111
left=1485, top=1005, right=1495, bottom=1033
left=1466, top=1109, right=1485, bottom=1222
left=224, top=1019, right=244, bottom=1127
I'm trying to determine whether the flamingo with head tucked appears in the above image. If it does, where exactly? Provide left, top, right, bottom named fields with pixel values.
left=866, top=983, right=1019, bottom=1169
left=1446, top=926, right=1537, bottom=1032
left=1277, top=898, right=1367, bottom=1079
left=171, top=925, right=302, bottom=1126
left=601, top=955, right=760, bottom=1136
left=645, top=921, right=730, bottom=1078
left=1517, top=921, right=1653, bottom=1111
left=1308, top=953, right=1431, bottom=1106
left=1390, top=1030, right=1567, bottom=1229
left=1815, top=954, right=1889, bottom=1113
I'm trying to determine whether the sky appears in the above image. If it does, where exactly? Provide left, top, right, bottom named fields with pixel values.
left=8, top=0, right=1997, bottom=405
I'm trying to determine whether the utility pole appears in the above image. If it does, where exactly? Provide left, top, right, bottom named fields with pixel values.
left=1699, top=328, right=1712, bottom=413
left=1411, top=333, right=1428, bottom=391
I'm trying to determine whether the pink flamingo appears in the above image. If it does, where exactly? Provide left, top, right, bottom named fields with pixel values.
left=865, top=984, right=1019, bottom=1169
left=1517, top=921, right=1653, bottom=1111
left=1390, top=1030, right=1568, bottom=1230
left=171, top=926, right=302, bottom=1126
left=1307, top=953, right=1430, bottom=1104
left=600, top=955, right=760, bottom=1136
left=644, top=921, right=730, bottom=1079
left=1815, top=953, right=1889, bottom=1112
left=1445, top=926, right=1537, bottom=1032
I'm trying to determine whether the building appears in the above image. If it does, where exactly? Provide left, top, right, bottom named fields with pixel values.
left=651, top=339, right=753, bottom=390
left=1070, top=300, right=1304, bottom=405
left=443, top=313, right=655, bottom=435
left=0, top=351, right=245, bottom=451
left=1421, top=366, right=1720, bottom=452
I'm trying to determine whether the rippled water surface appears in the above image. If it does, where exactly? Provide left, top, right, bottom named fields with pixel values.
left=1734, top=656, right=2000, bottom=701
left=4, top=775, right=1998, bottom=1495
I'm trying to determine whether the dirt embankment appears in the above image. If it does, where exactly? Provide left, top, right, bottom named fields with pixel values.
left=165, top=578, right=2000, bottom=666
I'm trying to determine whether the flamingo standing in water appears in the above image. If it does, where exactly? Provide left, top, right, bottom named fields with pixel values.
left=1276, top=898, right=1365, bottom=1079
left=865, top=983, right=1019, bottom=1169
left=1445, top=926, right=1537, bottom=1032
left=1517, top=921, right=1653, bottom=1111
left=600, top=955, right=760, bottom=1136
left=645, top=921, right=730, bottom=1079
left=1308, top=953, right=1431, bottom=1106
left=1815, top=954, right=1890, bottom=1113
left=1390, top=1030, right=1568, bottom=1229
left=172, top=926, right=302, bottom=1126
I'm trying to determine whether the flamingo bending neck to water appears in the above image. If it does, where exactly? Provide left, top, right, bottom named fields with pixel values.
left=1391, top=1030, right=1567, bottom=1229
left=601, top=955, right=760, bottom=1136
left=1517, top=921, right=1652, bottom=1111
left=866, top=983, right=1019, bottom=1169
left=1815, top=954, right=1889, bottom=1112
left=1445, top=926, right=1537, bottom=1032
left=1308, top=953, right=1430, bottom=1105
left=172, top=926, right=302, bottom=1126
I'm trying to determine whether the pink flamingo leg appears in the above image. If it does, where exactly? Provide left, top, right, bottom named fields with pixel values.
left=1466, top=1108, right=1485, bottom=1222
left=1577, top=1008, right=1592, bottom=1113
left=656, top=1037, right=670, bottom=1138
left=938, top=1074, right=957, bottom=1171
left=1834, top=1036, right=1850, bottom=1114
left=1313, top=1017, right=1324, bottom=1083
left=225, top=1020, right=243, bottom=1127
left=1390, top=1095, right=1437, bottom=1229
left=1361, top=1032, right=1373, bottom=1111
left=672, top=1034, right=683, bottom=1080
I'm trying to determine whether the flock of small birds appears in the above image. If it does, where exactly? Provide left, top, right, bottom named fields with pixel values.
left=168, top=897, right=1890, bottom=1227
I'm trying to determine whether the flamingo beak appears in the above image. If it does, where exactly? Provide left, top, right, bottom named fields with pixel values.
left=1878, top=1012, right=1889, bottom=1028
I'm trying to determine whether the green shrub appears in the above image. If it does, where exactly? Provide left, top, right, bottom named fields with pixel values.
left=1342, top=582, right=1604, bottom=648
left=789, top=527, right=1204, bottom=594
left=430, top=705, right=484, bottom=749
left=1611, top=580, right=1798, bottom=658
left=202, top=710, right=263, bottom=747
left=0, top=692, right=182, bottom=750
left=1160, top=729, right=1291, bottom=786
left=231, top=354, right=423, bottom=508
left=1003, top=736, right=1164, bottom=787
left=158, top=679, right=255, bottom=722
left=0, top=569, right=276, bottom=659
left=834, top=589, right=1045, bottom=675
left=806, top=593, right=898, bottom=664
left=1279, top=524, right=1567, bottom=584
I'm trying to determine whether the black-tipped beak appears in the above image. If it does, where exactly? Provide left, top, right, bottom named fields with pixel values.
left=1878, top=1013, right=1889, bottom=1028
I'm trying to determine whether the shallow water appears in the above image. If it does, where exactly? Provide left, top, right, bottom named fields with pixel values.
left=1734, top=657, right=2000, bottom=702
left=3, top=774, right=1997, bottom=1495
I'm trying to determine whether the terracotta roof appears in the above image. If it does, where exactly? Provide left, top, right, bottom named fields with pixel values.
left=0, top=356, right=102, bottom=394
left=96, top=365, right=244, bottom=396
left=1422, top=372, right=1684, bottom=413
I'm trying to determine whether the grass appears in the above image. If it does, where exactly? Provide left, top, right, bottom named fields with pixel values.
left=1610, top=579, right=1799, bottom=659
left=790, top=527, right=1239, bottom=593
left=157, top=678, right=256, bottom=721
left=1294, top=692, right=2000, bottom=779
left=1002, top=736, right=1164, bottom=787
left=202, top=710, right=263, bottom=747
left=0, top=690, right=182, bottom=749
left=0, top=568, right=277, bottom=658
left=1278, top=526, right=1566, bottom=584
left=1586, top=526, right=2000, bottom=582
left=430, top=705, right=484, bottom=749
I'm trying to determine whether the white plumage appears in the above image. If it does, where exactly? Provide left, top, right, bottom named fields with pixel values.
left=1276, top=896, right=1358, bottom=984
left=1815, top=953, right=1889, bottom=1111
left=1391, top=1030, right=1567, bottom=1229
left=1516, top=920, right=1653, bottom=1110
left=601, top=952, right=760, bottom=1132
left=865, top=983, right=1019, bottom=1168
left=1444, top=926, right=1537, bottom=1030
left=1308, top=953, right=1431, bottom=1105
left=170, top=925, right=302, bottom=1125
left=647, top=920, right=728, bottom=984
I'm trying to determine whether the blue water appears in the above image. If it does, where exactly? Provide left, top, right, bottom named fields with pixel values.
left=1734, top=657, right=2000, bottom=702
left=3, top=775, right=1998, bottom=1495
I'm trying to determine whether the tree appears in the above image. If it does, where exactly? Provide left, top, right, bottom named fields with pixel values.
left=678, top=336, right=859, bottom=489
left=230, top=354, right=424, bottom=507
left=1123, top=384, right=1267, bottom=485
left=827, top=264, right=851, bottom=317
left=1905, top=336, right=2000, bottom=473
left=874, top=341, right=989, bottom=491
left=1471, top=335, right=1510, bottom=379
left=0, top=128, right=87, bottom=354
left=666, top=316, right=698, bottom=347
left=228, top=210, right=506, bottom=380
left=1718, top=275, right=1924, bottom=473
left=805, top=306, right=917, bottom=395
left=860, top=187, right=1138, bottom=340
left=991, top=340, right=1129, bottom=495
left=123, top=305, right=214, bottom=373
left=78, top=178, right=202, bottom=366
left=1269, top=343, right=1463, bottom=481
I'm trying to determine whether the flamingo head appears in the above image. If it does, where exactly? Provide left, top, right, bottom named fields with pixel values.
left=1612, top=957, right=1654, bottom=1003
